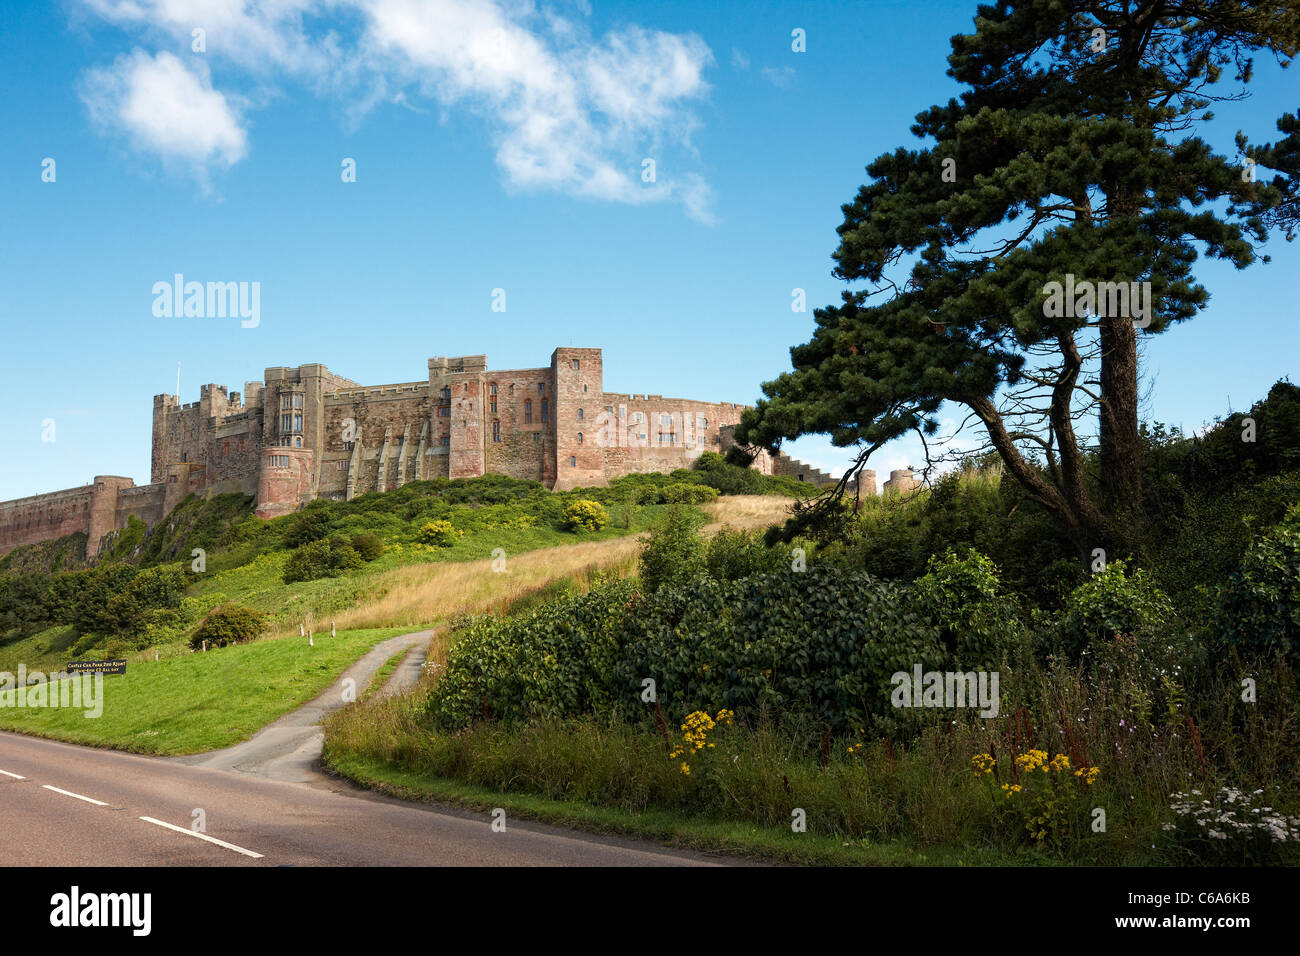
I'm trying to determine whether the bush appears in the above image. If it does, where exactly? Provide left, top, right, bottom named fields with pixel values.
left=562, top=499, right=608, bottom=532
left=911, top=549, right=1023, bottom=668
left=661, top=483, right=720, bottom=505
left=284, top=507, right=333, bottom=548
left=416, top=520, right=459, bottom=547
left=283, top=538, right=366, bottom=583
left=1214, top=502, right=1300, bottom=666
left=350, top=533, right=385, bottom=561
left=703, top=527, right=786, bottom=583
left=100, top=563, right=187, bottom=634
left=190, top=603, right=267, bottom=649
left=1061, top=560, right=1176, bottom=660
left=638, top=506, right=706, bottom=592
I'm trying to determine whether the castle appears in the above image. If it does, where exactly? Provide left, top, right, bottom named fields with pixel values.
left=0, top=348, right=886, bottom=561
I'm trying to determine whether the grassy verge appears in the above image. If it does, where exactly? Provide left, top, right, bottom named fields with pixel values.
left=321, top=693, right=1113, bottom=866
left=0, top=627, right=405, bottom=754
left=324, top=749, right=1041, bottom=866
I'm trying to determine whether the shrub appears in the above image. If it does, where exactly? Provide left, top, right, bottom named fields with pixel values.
left=284, top=507, right=334, bottom=548
left=1213, top=502, right=1300, bottom=666
left=703, top=527, right=786, bottom=583
left=416, top=520, right=459, bottom=547
left=190, top=603, right=267, bottom=649
left=349, top=533, right=385, bottom=561
left=661, top=483, right=720, bottom=505
left=638, top=506, right=706, bottom=592
left=1061, top=560, right=1175, bottom=660
left=911, top=549, right=1023, bottom=668
left=283, top=538, right=365, bottom=583
left=101, top=563, right=187, bottom=634
left=562, top=499, right=608, bottom=532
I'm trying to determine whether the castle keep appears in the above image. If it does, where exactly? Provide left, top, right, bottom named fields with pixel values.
left=0, top=348, right=856, bottom=560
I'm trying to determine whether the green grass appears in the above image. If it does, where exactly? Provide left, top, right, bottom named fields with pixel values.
left=0, top=627, right=405, bottom=754
left=323, top=750, right=1043, bottom=866
left=360, top=647, right=413, bottom=703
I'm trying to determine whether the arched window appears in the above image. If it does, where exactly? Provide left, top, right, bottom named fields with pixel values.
left=492, top=419, right=500, bottom=443
left=577, top=432, right=584, bottom=444
left=524, top=399, right=533, bottom=424
left=569, top=456, right=576, bottom=467
left=577, top=408, right=584, bottom=420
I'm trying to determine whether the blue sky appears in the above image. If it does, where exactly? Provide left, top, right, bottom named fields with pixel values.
left=1, top=0, right=1296, bottom=501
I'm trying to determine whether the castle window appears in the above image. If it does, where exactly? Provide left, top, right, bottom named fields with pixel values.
left=509, top=383, right=514, bottom=395
left=490, top=383, right=498, bottom=395
left=532, top=433, right=540, bottom=443
left=569, top=456, right=576, bottom=467
left=337, top=460, right=348, bottom=471
left=344, top=441, right=354, bottom=451
left=490, top=397, right=497, bottom=414
left=538, top=383, right=545, bottom=394
left=524, top=399, right=533, bottom=424
left=295, top=437, right=302, bottom=447
left=583, top=385, right=587, bottom=393
left=572, top=359, right=579, bottom=369
left=577, top=432, right=584, bottom=444
left=271, top=455, right=290, bottom=468
left=440, top=436, right=450, bottom=447
left=438, top=406, right=450, bottom=417
left=280, top=393, right=303, bottom=411
left=541, top=399, right=549, bottom=423
left=440, top=387, right=451, bottom=401
left=492, top=419, right=500, bottom=443
left=577, top=408, right=583, bottom=420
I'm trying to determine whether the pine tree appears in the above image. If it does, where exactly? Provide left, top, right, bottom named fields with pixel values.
left=735, top=0, right=1300, bottom=564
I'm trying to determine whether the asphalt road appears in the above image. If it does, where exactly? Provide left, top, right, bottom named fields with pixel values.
left=0, top=632, right=732, bottom=867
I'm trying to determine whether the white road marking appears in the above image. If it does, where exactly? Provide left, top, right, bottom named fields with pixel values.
left=42, top=784, right=108, bottom=806
left=139, top=816, right=264, bottom=859
left=0, top=768, right=26, bottom=780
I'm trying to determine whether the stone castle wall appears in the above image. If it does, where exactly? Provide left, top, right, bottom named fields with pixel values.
left=0, top=347, right=850, bottom=560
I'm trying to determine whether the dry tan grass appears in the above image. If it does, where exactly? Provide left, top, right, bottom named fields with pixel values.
left=278, top=535, right=641, bottom=636
left=701, top=494, right=795, bottom=532
left=274, top=495, right=793, bottom=639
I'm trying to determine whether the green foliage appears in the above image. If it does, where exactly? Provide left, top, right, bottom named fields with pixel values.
left=912, top=548, right=1024, bottom=668
left=638, top=506, right=706, bottom=592
left=189, top=603, right=267, bottom=649
left=733, top=5, right=1300, bottom=551
left=416, top=520, right=460, bottom=547
left=1061, top=561, right=1175, bottom=661
left=282, top=538, right=365, bottom=583
left=562, top=499, right=609, bottom=532
left=703, top=527, right=788, bottom=582
left=106, top=515, right=147, bottom=561
left=1213, top=502, right=1300, bottom=667
left=139, top=493, right=256, bottom=565
left=284, top=506, right=334, bottom=548
left=101, top=564, right=187, bottom=635
left=349, top=533, right=385, bottom=561
left=428, top=581, right=638, bottom=729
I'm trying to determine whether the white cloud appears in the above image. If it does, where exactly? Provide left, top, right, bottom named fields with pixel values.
left=760, top=65, right=796, bottom=88
left=81, top=49, right=247, bottom=182
left=74, top=0, right=716, bottom=219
